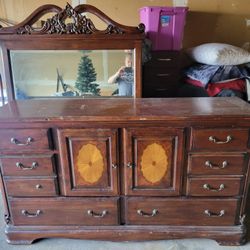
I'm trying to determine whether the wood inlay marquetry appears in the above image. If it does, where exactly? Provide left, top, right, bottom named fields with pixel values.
left=76, top=143, right=104, bottom=184
left=140, top=143, right=168, bottom=184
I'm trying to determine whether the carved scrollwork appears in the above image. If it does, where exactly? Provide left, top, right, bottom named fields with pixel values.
left=13, top=3, right=144, bottom=35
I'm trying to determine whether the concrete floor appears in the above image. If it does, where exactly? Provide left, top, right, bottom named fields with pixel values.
left=1, top=193, right=250, bottom=250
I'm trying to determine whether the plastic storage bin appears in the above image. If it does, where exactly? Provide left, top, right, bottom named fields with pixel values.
left=140, top=6, right=188, bottom=51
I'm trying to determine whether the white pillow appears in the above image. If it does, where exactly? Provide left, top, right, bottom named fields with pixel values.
left=188, top=43, right=250, bottom=65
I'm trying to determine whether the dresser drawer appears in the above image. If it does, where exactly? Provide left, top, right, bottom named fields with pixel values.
left=4, top=177, right=58, bottom=197
left=143, top=85, right=179, bottom=97
left=0, top=155, right=55, bottom=176
left=188, top=154, right=247, bottom=175
left=126, top=198, right=239, bottom=226
left=145, top=51, right=181, bottom=67
left=143, top=67, right=180, bottom=85
left=186, top=177, right=243, bottom=196
left=0, top=129, right=51, bottom=152
left=9, top=197, right=119, bottom=226
left=191, top=128, right=249, bottom=151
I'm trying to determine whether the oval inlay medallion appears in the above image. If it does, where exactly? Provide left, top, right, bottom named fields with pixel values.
left=76, top=144, right=104, bottom=184
left=141, top=143, right=168, bottom=184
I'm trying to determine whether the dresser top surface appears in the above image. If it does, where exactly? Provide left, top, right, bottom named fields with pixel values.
left=0, top=97, right=249, bottom=122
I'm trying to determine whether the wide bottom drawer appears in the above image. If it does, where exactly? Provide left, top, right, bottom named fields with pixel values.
left=9, top=197, right=120, bottom=226
left=126, top=198, right=239, bottom=226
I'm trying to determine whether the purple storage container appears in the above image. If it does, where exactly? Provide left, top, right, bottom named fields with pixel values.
left=140, top=6, right=188, bottom=51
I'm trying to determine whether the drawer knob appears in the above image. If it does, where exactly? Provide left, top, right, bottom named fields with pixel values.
left=137, top=209, right=158, bottom=217
left=16, top=162, right=38, bottom=170
left=87, top=210, right=108, bottom=218
left=21, top=209, right=42, bottom=217
left=11, top=137, right=33, bottom=146
left=208, top=135, right=232, bottom=144
left=203, top=183, right=225, bottom=192
left=205, top=161, right=228, bottom=169
left=204, top=209, right=225, bottom=217
left=35, top=184, right=43, bottom=189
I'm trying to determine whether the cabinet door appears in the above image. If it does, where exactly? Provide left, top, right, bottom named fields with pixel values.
left=124, top=128, right=184, bottom=196
left=57, top=129, right=118, bottom=196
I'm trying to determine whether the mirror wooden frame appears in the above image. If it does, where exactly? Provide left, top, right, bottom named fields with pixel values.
left=0, top=3, right=145, bottom=100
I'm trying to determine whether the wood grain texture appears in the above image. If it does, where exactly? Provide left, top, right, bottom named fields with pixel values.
left=0, top=154, right=55, bottom=176
left=187, top=153, right=247, bottom=175
left=0, top=98, right=249, bottom=246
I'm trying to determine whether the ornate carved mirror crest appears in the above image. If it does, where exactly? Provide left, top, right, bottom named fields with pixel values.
left=0, top=3, right=145, bottom=35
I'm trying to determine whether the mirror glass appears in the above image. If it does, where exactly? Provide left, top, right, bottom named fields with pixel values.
left=10, top=49, right=135, bottom=99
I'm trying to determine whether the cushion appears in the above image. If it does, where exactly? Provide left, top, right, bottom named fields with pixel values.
left=187, top=43, right=250, bottom=66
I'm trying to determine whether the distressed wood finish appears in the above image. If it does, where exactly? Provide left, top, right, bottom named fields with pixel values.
left=187, top=153, right=247, bottom=175
left=124, top=128, right=184, bottom=196
left=4, top=177, right=58, bottom=197
left=186, top=177, right=243, bottom=196
left=125, top=198, right=239, bottom=226
left=190, top=128, right=249, bottom=151
left=57, top=128, right=119, bottom=196
left=9, top=197, right=120, bottom=226
left=0, top=97, right=249, bottom=246
left=0, top=129, right=51, bottom=152
left=0, top=155, right=55, bottom=176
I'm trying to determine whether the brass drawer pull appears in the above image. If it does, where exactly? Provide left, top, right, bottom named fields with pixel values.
left=21, top=209, right=42, bottom=217
left=87, top=210, right=108, bottom=218
left=208, top=135, right=232, bottom=144
left=11, top=137, right=33, bottom=146
left=204, top=209, right=225, bottom=217
left=157, top=58, right=172, bottom=62
left=137, top=209, right=158, bottom=217
left=156, top=73, right=170, bottom=77
left=127, top=162, right=134, bottom=168
left=112, top=163, right=117, bottom=169
left=205, top=161, right=228, bottom=169
left=16, top=162, right=38, bottom=170
left=203, top=183, right=225, bottom=192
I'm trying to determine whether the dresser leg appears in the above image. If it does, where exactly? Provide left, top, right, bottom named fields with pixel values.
left=5, top=233, right=39, bottom=245
left=215, top=235, right=247, bottom=246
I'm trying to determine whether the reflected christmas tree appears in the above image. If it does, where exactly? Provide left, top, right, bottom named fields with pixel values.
left=75, top=52, right=100, bottom=96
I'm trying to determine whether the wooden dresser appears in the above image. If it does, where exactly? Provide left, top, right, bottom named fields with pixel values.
left=0, top=97, right=250, bottom=245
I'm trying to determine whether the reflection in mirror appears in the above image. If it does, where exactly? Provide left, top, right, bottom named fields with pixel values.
left=10, top=49, right=135, bottom=99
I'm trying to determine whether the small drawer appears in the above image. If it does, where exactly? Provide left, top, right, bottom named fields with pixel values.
left=9, top=197, right=119, bottom=226
left=0, top=155, right=55, bottom=176
left=143, top=68, right=180, bottom=85
left=191, top=128, right=249, bottom=151
left=187, top=153, right=247, bottom=175
left=126, top=198, right=239, bottom=226
left=186, top=177, right=243, bottom=196
left=4, top=177, right=58, bottom=197
left=0, top=129, right=51, bottom=152
left=143, top=85, right=179, bottom=97
left=145, top=51, right=181, bottom=67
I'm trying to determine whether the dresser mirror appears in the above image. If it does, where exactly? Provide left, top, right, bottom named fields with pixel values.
left=10, top=49, right=135, bottom=99
left=0, top=3, right=144, bottom=101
